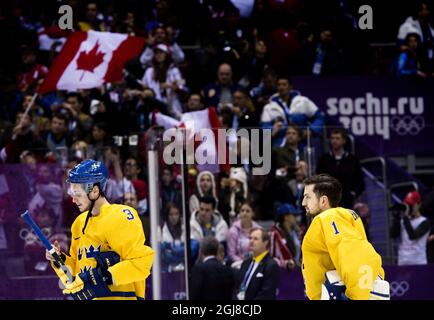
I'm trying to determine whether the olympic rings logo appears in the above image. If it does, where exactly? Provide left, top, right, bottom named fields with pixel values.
left=19, top=227, right=51, bottom=242
left=389, top=281, right=409, bottom=297
left=390, top=116, right=425, bottom=136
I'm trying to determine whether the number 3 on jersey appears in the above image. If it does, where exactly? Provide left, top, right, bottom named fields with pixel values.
left=331, top=221, right=340, bottom=235
left=123, top=208, right=135, bottom=220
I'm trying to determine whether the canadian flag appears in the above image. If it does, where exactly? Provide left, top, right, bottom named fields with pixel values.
left=39, top=31, right=145, bottom=94
left=152, top=107, right=230, bottom=173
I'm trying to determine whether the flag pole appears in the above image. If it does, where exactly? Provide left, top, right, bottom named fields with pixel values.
left=12, top=92, right=38, bottom=140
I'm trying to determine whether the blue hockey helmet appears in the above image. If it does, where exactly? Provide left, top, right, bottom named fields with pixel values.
left=67, top=159, right=109, bottom=194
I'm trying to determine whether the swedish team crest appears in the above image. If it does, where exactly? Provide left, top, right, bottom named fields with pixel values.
left=78, top=244, right=102, bottom=260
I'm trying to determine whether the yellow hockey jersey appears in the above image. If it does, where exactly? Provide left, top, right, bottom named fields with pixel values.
left=301, top=207, right=385, bottom=300
left=58, top=203, right=154, bottom=300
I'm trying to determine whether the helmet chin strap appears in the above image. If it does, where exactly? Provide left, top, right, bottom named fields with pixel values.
left=81, top=186, right=102, bottom=235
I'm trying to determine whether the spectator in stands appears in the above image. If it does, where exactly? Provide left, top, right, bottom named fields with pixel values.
left=233, top=228, right=280, bottom=300
left=250, top=67, right=277, bottom=109
left=28, top=164, right=63, bottom=228
left=202, top=63, right=241, bottom=111
left=139, top=24, right=185, bottom=66
left=296, top=28, right=343, bottom=75
left=16, top=46, right=48, bottom=93
left=87, top=121, right=112, bottom=163
left=247, top=37, right=270, bottom=88
left=122, top=156, right=147, bottom=215
left=77, top=2, right=107, bottom=31
left=270, top=124, right=306, bottom=204
left=185, top=93, right=205, bottom=112
left=121, top=86, right=169, bottom=132
left=141, top=43, right=187, bottom=119
left=191, top=236, right=234, bottom=300
left=395, top=33, right=428, bottom=79
left=269, top=203, right=301, bottom=270
left=261, top=75, right=324, bottom=146
left=161, top=167, right=182, bottom=209
left=390, top=191, right=431, bottom=265
left=189, top=170, right=218, bottom=215
left=70, top=140, right=89, bottom=162
left=230, top=89, right=259, bottom=130
left=0, top=110, right=47, bottom=163
left=18, top=150, right=38, bottom=203
left=39, top=113, right=72, bottom=164
left=316, top=128, right=365, bottom=209
left=219, top=167, right=249, bottom=223
left=190, top=196, right=229, bottom=245
left=114, top=11, right=146, bottom=38
left=160, top=203, right=186, bottom=272
left=288, top=155, right=308, bottom=216
left=397, top=1, right=434, bottom=75
left=23, top=206, right=68, bottom=275
left=213, top=6, right=255, bottom=82
left=227, top=202, right=261, bottom=268
left=22, top=93, right=50, bottom=137
left=104, top=146, right=135, bottom=202
left=420, top=188, right=434, bottom=263
left=272, top=124, right=304, bottom=174
left=58, top=92, right=93, bottom=141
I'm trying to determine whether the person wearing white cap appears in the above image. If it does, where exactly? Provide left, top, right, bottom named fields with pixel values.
left=140, top=43, right=186, bottom=119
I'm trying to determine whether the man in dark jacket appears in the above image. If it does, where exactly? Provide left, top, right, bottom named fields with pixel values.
left=191, top=236, right=235, bottom=300
left=233, top=228, right=280, bottom=300
left=316, top=128, right=365, bottom=208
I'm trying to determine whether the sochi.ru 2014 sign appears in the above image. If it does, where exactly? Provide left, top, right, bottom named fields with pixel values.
left=293, top=76, right=434, bottom=156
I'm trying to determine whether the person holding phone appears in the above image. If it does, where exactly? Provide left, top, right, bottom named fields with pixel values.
left=390, top=191, right=431, bottom=266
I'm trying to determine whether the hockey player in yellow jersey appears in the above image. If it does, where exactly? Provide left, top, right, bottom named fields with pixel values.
left=45, top=159, right=154, bottom=300
left=301, top=174, right=389, bottom=300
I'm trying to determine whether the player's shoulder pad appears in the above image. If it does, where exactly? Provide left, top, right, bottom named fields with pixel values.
left=319, top=207, right=349, bottom=221
left=315, top=208, right=336, bottom=222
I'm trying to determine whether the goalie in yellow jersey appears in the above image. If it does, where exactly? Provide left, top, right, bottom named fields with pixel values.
left=45, top=159, right=154, bottom=300
left=301, top=174, right=390, bottom=300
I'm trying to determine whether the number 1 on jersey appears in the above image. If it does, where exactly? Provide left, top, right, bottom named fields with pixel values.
left=331, top=221, right=340, bottom=235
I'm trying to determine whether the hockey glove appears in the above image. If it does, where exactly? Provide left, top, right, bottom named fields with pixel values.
left=62, top=267, right=111, bottom=300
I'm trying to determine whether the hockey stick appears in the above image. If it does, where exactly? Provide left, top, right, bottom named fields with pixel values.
left=21, top=210, right=74, bottom=285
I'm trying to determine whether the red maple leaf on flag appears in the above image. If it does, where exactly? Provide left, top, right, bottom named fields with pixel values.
left=76, top=41, right=105, bottom=80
